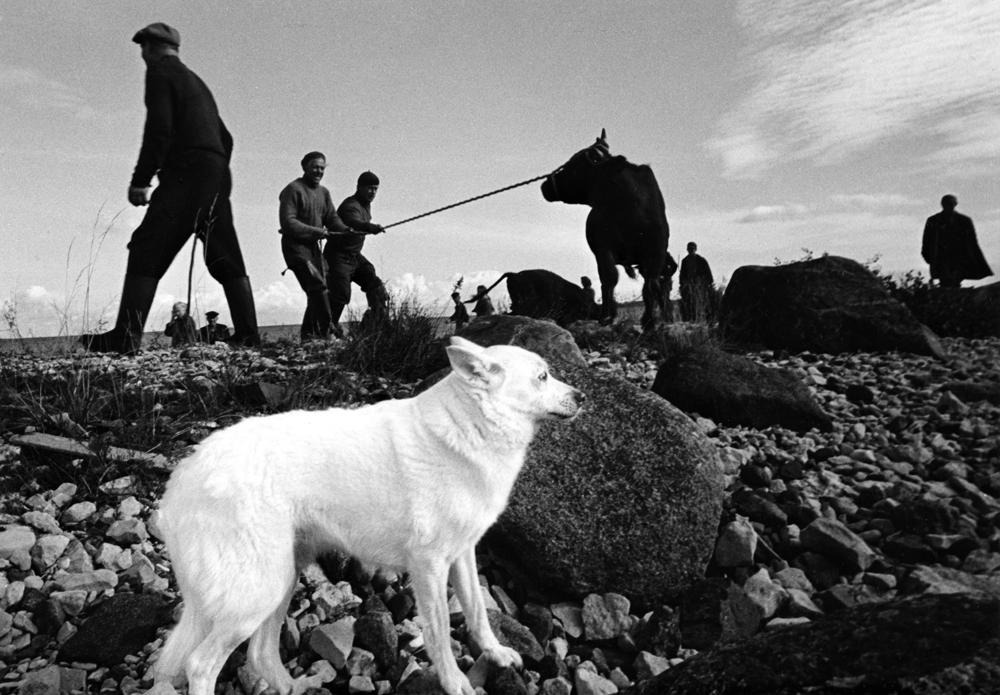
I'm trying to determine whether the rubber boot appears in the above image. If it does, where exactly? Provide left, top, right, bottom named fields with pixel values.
left=79, top=274, right=159, bottom=355
left=222, top=276, right=261, bottom=348
left=302, top=291, right=333, bottom=341
left=329, top=301, right=346, bottom=340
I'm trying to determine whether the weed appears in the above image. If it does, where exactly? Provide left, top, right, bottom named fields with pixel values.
left=339, top=293, right=449, bottom=381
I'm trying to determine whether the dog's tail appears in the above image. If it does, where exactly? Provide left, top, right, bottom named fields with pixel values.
left=152, top=603, right=204, bottom=686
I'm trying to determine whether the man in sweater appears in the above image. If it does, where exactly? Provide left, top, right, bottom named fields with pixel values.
left=79, top=22, right=261, bottom=354
left=279, top=151, right=358, bottom=340
left=325, top=171, right=388, bottom=337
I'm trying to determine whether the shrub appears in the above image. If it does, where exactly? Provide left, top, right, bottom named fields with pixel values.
left=338, top=294, right=449, bottom=381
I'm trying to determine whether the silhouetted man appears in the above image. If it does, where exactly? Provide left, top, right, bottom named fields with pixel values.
left=80, top=23, right=260, bottom=354
left=679, top=242, right=714, bottom=322
left=198, top=310, right=231, bottom=344
left=325, top=171, right=388, bottom=338
left=922, top=194, right=992, bottom=288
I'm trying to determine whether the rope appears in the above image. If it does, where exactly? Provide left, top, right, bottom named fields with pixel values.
left=382, top=171, right=553, bottom=230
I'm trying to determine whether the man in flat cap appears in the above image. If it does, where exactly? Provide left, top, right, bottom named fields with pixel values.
left=198, top=310, right=231, bottom=344
left=323, top=171, right=388, bottom=337
left=922, top=194, right=993, bottom=288
left=279, top=151, right=359, bottom=340
left=79, top=22, right=261, bottom=355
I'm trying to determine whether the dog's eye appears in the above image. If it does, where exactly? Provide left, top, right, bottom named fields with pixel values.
left=538, top=372, right=548, bottom=382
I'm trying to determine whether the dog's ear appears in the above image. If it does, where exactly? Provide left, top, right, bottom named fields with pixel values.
left=446, top=345, right=505, bottom=386
left=449, top=336, right=484, bottom=352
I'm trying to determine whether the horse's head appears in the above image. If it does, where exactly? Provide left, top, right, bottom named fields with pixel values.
left=541, top=128, right=614, bottom=205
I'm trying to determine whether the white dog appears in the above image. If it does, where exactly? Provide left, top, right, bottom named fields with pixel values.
left=153, top=337, right=585, bottom=695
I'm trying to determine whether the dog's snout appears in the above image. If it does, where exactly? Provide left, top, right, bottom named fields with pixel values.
left=573, top=388, right=586, bottom=405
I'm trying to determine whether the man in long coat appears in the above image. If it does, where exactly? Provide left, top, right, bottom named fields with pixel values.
left=922, top=195, right=992, bottom=288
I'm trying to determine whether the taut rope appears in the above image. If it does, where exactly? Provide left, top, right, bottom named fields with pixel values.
left=382, top=171, right=554, bottom=230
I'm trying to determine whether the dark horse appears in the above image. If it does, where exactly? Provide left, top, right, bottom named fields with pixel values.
left=541, top=129, right=673, bottom=330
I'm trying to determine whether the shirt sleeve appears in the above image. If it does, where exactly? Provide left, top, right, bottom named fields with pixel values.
left=131, top=67, right=174, bottom=188
left=338, top=198, right=379, bottom=233
left=279, top=187, right=327, bottom=241
left=322, top=189, right=354, bottom=234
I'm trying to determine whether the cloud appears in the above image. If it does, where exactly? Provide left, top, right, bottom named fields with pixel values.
left=738, top=203, right=809, bottom=224
left=0, top=65, right=98, bottom=118
left=711, top=0, right=1000, bottom=178
left=24, top=286, right=50, bottom=302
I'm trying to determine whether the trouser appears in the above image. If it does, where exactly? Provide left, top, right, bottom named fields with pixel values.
left=290, top=257, right=332, bottom=339
left=126, top=151, right=248, bottom=282
left=324, top=250, right=383, bottom=306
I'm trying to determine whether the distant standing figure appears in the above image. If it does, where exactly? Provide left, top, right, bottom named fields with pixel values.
left=279, top=151, right=357, bottom=340
left=467, top=285, right=495, bottom=318
left=581, top=276, right=596, bottom=305
left=79, top=23, right=260, bottom=355
left=164, top=302, right=197, bottom=347
left=326, top=171, right=389, bottom=338
left=921, top=195, right=993, bottom=288
left=198, top=311, right=231, bottom=344
left=449, top=292, right=470, bottom=332
left=680, top=242, right=714, bottom=322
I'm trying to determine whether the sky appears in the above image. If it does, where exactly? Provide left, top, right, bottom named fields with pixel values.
left=1, top=0, right=998, bottom=337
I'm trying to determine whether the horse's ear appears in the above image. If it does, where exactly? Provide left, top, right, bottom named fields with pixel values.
left=598, top=128, right=607, bottom=145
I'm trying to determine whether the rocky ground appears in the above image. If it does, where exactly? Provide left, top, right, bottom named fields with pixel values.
left=0, top=329, right=997, bottom=694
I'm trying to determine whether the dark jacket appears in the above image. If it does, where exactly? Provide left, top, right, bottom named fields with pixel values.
left=328, top=195, right=377, bottom=255
left=680, top=254, right=713, bottom=290
left=132, top=55, right=232, bottom=188
left=922, top=211, right=993, bottom=282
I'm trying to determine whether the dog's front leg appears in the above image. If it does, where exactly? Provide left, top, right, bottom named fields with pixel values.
left=450, top=548, right=523, bottom=670
left=411, top=557, right=474, bottom=695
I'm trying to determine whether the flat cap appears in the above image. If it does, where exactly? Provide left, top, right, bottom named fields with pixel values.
left=132, top=22, right=181, bottom=48
left=205, top=311, right=220, bottom=319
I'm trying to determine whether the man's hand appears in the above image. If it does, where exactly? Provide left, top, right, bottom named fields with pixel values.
left=372, top=224, right=386, bottom=234
left=128, top=186, right=150, bottom=207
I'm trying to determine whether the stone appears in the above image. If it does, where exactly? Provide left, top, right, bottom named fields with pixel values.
left=582, top=593, right=632, bottom=641
left=458, top=314, right=587, bottom=368
left=22, top=511, right=61, bottom=535
left=0, top=526, right=36, bottom=559
left=354, top=609, right=398, bottom=669
left=57, top=594, right=171, bottom=666
left=30, top=534, right=70, bottom=572
left=633, top=651, right=671, bottom=681
left=714, top=518, right=757, bottom=567
left=628, top=594, right=1000, bottom=695
left=51, top=570, right=118, bottom=593
left=486, top=354, right=724, bottom=605
left=574, top=667, right=618, bottom=695
left=17, top=664, right=61, bottom=695
left=652, top=345, right=833, bottom=432
left=800, top=518, right=876, bottom=572
left=309, top=617, right=356, bottom=670
left=105, top=519, right=148, bottom=545
left=742, top=569, right=788, bottom=619
left=717, top=256, right=946, bottom=357
left=60, top=501, right=96, bottom=525
left=488, top=609, right=545, bottom=662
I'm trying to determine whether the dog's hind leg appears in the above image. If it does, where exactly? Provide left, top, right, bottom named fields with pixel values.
left=245, top=579, right=297, bottom=695
left=411, top=557, right=474, bottom=695
left=186, top=620, right=262, bottom=695
left=450, top=548, right=522, bottom=669
left=152, top=603, right=205, bottom=687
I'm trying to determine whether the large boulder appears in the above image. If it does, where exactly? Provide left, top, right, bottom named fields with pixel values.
left=469, top=316, right=725, bottom=607
left=651, top=345, right=833, bottom=432
left=909, top=280, right=1000, bottom=338
left=626, top=593, right=1000, bottom=695
left=717, top=256, right=945, bottom=357
left=458, top=314, right=587, bottom=367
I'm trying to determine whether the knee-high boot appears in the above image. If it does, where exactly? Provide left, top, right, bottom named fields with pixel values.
left=329, top=301, right=346, bottom=339
left=302, top=290, right=332, bottom=340
left=222, top=276, right=261, bottom=348
left=79, top=274, right=159, bottom=356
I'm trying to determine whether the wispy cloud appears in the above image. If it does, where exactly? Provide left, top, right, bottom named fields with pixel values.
left=0, top=65, right=98, bottom=118
left=739, top=203, right=809, bottom=224
left=711, top=0, right=1000, bottom=178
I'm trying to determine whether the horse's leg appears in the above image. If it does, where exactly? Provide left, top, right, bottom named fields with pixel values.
left=641, top=276, right=663, bottom=331
left=596, top=257, right=619, bottom=325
